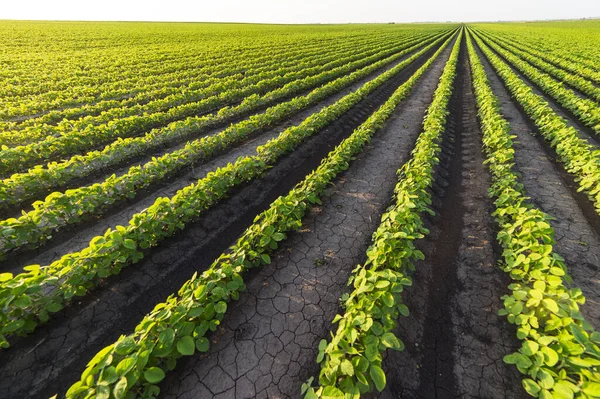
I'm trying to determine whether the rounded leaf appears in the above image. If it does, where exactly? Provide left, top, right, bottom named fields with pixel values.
left=177, top=336, right=195, bottom=356
left=369, top=365, right=386, bottom=392
left=113, top=376, right=128, bottom=399
left=196, top=337, right=209, bottom=352
left=144, top=367, right=166, bottom=384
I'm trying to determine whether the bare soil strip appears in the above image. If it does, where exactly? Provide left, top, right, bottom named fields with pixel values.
left=1, top=41, right=443, bottom=273
left=154, top=38, right=457, bottom=399
left=0, top=39, right=437, bottom=221
left=378, top=37, right=526, bottom=399
left=473, top=41, right=600, bottom=330
left=0, top=37, right=450, bottom=399
left=478, top=35, right=600, bottom=148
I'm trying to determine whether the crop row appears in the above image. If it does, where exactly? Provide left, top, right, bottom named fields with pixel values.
left=0, top=27, right=417, bottom=101
left=472, top=32, right=600, bottom=217
left=0, top=29, right=398, bottom=107
left=0, top=33, right=452, bottom=258
left=474, top=32, right=600, bottom=137
left=0, top=31, right=450, bottom=258
left=0, top=33, right=441, bottom=175
left=1, top=42, right=310, bottom=121
left=61, top=30, right=458, bottom=399
left=472, top=24, right=600, bottom=76
left=1, top=35, right=368, bottom=140
left=304, top=30, right=461, bottom=399
left=0, top=31, right=449, bottom=213
left=0, top=31, right=456, bottom=348
left=1, top=30, right=421, bottom=137
left=484, top=31, right=600, bottom=85
left=467, top=30, right=600, bottom=399
left=476, top=30, right=600, bottom=103
left=476, top=30, right=600, bottom=87
left=1, top=32, right=414, bottom=148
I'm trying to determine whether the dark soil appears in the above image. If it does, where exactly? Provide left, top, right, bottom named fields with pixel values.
left=6, top=29, right=596, bottom=399
left=0, top=35, right=451, bottom=273
left=0, top=34, right=451, bottom=399
left=156, top=34, right=457, bottom=399
left=0, top=35, right=445, bottom=219
left=379, top=35, right=526, bottom=399
left=473, top=39, right=600, bottom=330
left=474, top=33, right=600, bottom=148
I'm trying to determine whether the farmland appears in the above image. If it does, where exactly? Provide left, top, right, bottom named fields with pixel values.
left=0, top=20, right=599, bottom=399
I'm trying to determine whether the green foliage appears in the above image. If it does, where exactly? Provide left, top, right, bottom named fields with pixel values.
left=60, top=28, right=458, bottom=399
left=470, top=30, right=600, bottom=219
left=0, top=29, right=451, bottom=212
left=305, top=29, right=462, bottom=398
left=466, top=30, right=600, bottom=398
left=0, top=31, right=456, bottom=349
left=477, top=30, right=600, bottom=103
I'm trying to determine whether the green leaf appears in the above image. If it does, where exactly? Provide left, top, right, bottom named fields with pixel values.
left=380, top=292, right=394, bottom=307
left=123, top=239, right=136, bottom=250
left=515, top=353, right=533, bottom=370
left=116, top=356, right=137, bottom=377
left=87, top=345, right=114, bottom=367
left=340, top=359, right=354, bottom=376
left=542, top=298, right=559, bottom=313
left=521, top=340, right=539, bottom=356
left=365, top=342, right=378, bottom=362
left=215, top=301, right=227, bottom=314
left=159, top=327, right=175, bottom=347
left=322, top=386, right=344, bottom=398
left=318, top=339, right=328, bottom=351
left=65, top=381, right=88, bottom=397
left=114, top=336, right=137, bottom=355
left=375, top=280, right=390, bottom=288
left=582, top=382, right=600, bottom=396
left=272, top=232, right=285, bottom=241
left=570, top=324, right=588, bottom=345
left=380, top=332, right=402, bottom=350
left=195, top=337, right=209, bottom=352
left=144, top=367, right=166, bottom=384
left=101, top=366, right=118, bottom=384
left=538, top=336, right=556, bottom=346
left=177, top=336, right=195, bottom=356
left=316, top=350, right=325, bottom=363
left=553, top=381, right=575, bottom=399
left=12, top=295, right=32, bottom=309
left=522, top=379, right=541, bottom=396
left=369, top=365, right=386, bottom=392
left=537, top=369, right=554, bottom=390
left=45, top=301, right=63, bottom=313
left=97, top=384, right=110, bottom=399
left=398, top=304, right=409, bottom=317
left=260, top=254, right=271, bottom=264
left=541, top=346, right=559, bottom=367
left=301, top=377, right=314, bottom=395
left=113, top=376, right=128, bottom=399
left=511, top=301, right=523, bottom=315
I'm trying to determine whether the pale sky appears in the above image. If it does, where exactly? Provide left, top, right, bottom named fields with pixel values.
left=1, top=0, right=599, bottom=24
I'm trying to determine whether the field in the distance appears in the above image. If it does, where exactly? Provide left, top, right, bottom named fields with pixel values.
left=0, top=20, right=599, bottom=399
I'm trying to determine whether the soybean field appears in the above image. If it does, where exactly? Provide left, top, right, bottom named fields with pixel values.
left=0, top=20, right=599, bottom=399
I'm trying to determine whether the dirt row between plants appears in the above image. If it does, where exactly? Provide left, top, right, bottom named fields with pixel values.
left=2, top=37, right=447, bottom=273
left=475, top=33, right=600, bottom=149
left=154, top=35, right=458, bottom=399
left=472, top=41, right=600, bottom=333
left=1, top=35, right=443, bottom=221
left=377, top=36, right=526, bottom=399
left=0, top=36, right=452, bottom=399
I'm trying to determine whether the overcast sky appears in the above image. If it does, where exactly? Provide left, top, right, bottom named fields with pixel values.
left=2, top=0, right=599, bottom=23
